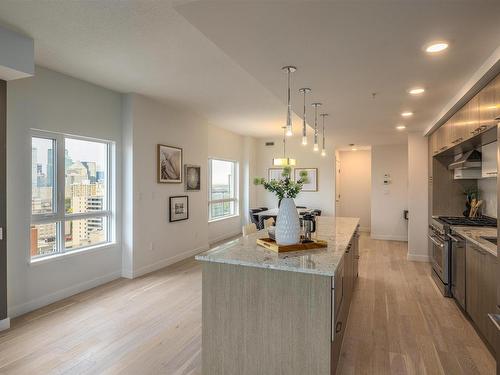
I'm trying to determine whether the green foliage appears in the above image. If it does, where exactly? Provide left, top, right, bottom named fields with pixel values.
left=463, top=186, right=479, bottom=200
left=254, top=168, right=309, bottom=200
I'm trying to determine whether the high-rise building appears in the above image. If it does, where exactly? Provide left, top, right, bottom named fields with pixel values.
left=64, top=149, right=73, bottom=169
left=82, top=161, right=97, bottom=183
left=47, top=148, right=54, bottom=185
left=32, top=148, right=37, bottom=188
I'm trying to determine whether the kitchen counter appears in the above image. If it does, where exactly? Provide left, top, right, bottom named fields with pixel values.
left=196, top=216, right=359, bottom=276
left=197, top=216, right=360, bottom=375
left=451, top=226, right=497, bottom=257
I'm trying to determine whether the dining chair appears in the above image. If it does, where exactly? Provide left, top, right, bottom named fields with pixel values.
left=249, top=208, right=263, bottom=228
left=312, top=209, right=322, bottom=216
left=242, top=223, right=258, bottom=236
left=263, top=217, right=275, bottom=229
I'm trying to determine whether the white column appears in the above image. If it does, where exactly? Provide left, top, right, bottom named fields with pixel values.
left=407, top=132, right=429, bottom=261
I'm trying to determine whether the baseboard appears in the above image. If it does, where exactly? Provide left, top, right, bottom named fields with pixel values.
left=9, top=270, right=122, bottom=318
left=209, top=231, right=242, bottom=245
left=121, top=269, right=134, bottom=279
left=370, top=234, right=408, bottom=242
left=407, top=253, right=431, bottom=262
left=0, top=318, right=10, bottom=331
left=359, top=226, right=370, bottom=233
left=131, top=244, right=210, bottom=278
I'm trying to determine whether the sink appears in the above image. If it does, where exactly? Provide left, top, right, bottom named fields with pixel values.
left=480, top=236, right=497, bottom=245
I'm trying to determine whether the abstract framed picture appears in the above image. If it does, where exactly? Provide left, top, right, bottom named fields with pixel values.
left=184, top=164, right=201, bottom=192
left=169, top=195, right=189, bottom=222
left=268, top=168, right=287, bottom=181
left=157, top=144, right=182, bottom=183
left=294, top=168, right=318, bottom=192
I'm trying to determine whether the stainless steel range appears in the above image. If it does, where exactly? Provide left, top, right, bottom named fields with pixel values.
left=429, top=216, right=497, bottom=297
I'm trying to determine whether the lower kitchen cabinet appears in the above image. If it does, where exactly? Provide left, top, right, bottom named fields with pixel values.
left=331, top=228, right=359, bottom=375
left=466, top=241, right=498, bottom=354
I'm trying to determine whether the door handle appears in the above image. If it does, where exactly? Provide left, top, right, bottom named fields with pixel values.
left=428, top=235, right=444, bottom=248
left=488, top=313, right=500, bottom=331
left=335, top=321, right=342, bottom=333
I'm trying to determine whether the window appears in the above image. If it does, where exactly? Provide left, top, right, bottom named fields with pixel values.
left=30, top=132, right=114, bottom=260
left=208, top=159, right=238, bottom=221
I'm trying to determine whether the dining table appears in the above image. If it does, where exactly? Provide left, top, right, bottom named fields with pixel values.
left=255, top=208, right=312, bottom=228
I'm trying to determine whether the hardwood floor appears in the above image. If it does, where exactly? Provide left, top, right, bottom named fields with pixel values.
left=337, top=234, right=496, bottom=375
left=0, top=234, right=495, bottom=374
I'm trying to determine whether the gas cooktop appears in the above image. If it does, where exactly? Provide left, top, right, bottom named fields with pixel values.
left=438, top=216, right=497, bottom=227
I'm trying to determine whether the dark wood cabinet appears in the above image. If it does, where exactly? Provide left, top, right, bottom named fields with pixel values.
left=331, top=229, right=359, bottom=375
left=466, top=241, right=498, bottom=354
left=479, top=74, right=500, bottom=129
left=429, top=73, right=499, bottom=155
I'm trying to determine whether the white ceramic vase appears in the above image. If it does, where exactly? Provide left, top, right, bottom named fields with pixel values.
left=275, top=197, right=301, bottom=245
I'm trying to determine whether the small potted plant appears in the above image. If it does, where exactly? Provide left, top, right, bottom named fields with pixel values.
left=254, top=166, right=308, bottom=245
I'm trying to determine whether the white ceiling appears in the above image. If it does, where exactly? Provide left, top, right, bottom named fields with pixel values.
left=0, top=0, right=288, bottom=138
left=0, top=1, right=499, bottom=148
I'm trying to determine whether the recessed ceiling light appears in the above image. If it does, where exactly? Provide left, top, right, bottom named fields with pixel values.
left=425, top=42, right=449, bottom=53
left=401, top=111, right=413, bottom=117
left=351, top=147, right=357, bottom=151
left=408, top=87, right=425, bottom=95
left=396, top=125, right=406, bottom=130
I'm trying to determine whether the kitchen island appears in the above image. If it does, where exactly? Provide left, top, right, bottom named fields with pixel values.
left=196, top=216, right=360, bottom=375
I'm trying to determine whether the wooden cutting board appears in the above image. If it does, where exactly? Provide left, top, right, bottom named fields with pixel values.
left=256, top=237, right=328, bottom=253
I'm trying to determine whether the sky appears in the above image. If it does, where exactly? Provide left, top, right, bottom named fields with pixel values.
left=32, top=137, right=107, bottom=174
left=211, top=159, right=234, bottom=185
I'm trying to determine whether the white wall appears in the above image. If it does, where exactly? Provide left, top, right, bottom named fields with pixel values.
left=0, top=25, right=34, bottom=80
left=255, top=137, right=335, bottom=215
left=407, top=133, right=429, bottom=261
left=478, top=178, right=497, bottom=218
left=207, top=125, right=257, bottom=244
left=338, top=150, right=371, bottom=232
left=7, top=67, right=123, bottom=317
left=371, top=144, right=408, bottom=241
left=122, top=94, right=209, bottom=278
left=122, top=94, right=257, bottom=277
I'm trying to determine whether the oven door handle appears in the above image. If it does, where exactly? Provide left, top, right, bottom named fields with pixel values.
left=447, top=234, right=462, bottom=243
left=428, top=235, right=444, bottom=248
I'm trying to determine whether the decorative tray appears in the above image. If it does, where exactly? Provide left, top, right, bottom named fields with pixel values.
left=256, top=237, right=328, bottom=253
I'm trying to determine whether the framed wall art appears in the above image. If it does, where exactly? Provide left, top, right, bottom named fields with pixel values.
left=184, top=164, right=201, bottom=192
left=268, top=168, right=287, bottom=181
left=158, top=144, right=182, bottom=183
left=294, top=168, right=318, bottom=192
left=169, top=195, right=189, bottom=222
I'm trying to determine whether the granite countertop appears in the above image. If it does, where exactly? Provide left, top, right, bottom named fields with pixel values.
left=451, top=226, right=497, bottom=257
left=195, top=216, right=360, bottom=277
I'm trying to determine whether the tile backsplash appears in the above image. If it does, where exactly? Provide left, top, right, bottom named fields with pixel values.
left=478, top=177, right=497, bottom=218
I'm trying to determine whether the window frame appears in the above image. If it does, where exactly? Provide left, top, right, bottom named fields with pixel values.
left=208, top=158, right=239, bottom=222
left=30, top=130, right=115, bottom=261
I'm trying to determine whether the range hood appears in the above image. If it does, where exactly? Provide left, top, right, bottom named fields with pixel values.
left=448, top=149, right=482, bottom=170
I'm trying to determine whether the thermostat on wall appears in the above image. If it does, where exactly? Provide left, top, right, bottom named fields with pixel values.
left=383, top=173, right=391, bottom=185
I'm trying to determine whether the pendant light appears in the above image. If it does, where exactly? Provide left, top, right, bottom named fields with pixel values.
left=282, top=66, right=297, bottom=137
left=311, top=102, right=322, bottom=151
left=273, top=127, right=296, bottom=167
left=320, top=113, right=328, bottom=157
left=298, top=88, right=311, bottom=145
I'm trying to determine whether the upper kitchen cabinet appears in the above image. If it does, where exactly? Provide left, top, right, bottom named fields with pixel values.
left=479, top=74, right=500, bottom=129
left=464, top=94, right=481, bottom=137
left=481, top=141, right=497, bottom=178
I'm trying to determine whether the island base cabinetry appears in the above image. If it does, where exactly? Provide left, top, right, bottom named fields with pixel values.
left=200, top=230, right=360, bottom=375
left=202, top=262, right=332, bottom=375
